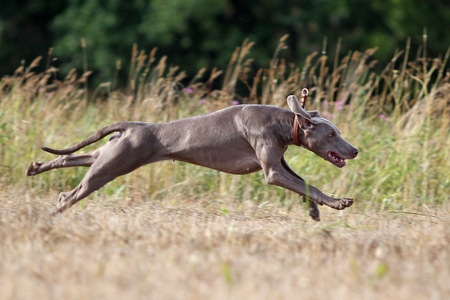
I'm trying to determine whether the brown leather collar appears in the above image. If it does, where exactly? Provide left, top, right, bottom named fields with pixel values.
left=293, top=116, right=301, bottom=146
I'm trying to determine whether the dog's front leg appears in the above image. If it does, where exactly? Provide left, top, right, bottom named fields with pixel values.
left=281, top=158, right=320, bottom=221
left=266, top=164, right=353, bottom=210
left=257, top=146, right=353, bottom=212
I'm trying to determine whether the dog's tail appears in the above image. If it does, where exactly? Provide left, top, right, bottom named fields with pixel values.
left=41, top=122, right=146, bottom=155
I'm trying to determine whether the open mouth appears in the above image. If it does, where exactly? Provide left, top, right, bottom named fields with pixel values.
left=327, top=151, right=347, bottom=168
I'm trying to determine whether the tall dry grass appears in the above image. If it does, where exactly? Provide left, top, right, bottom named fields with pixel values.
left=0, top=36, right=448, bottom=206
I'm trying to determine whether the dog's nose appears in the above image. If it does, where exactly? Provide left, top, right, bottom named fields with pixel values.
left=352, top=147, right=359, bottom=157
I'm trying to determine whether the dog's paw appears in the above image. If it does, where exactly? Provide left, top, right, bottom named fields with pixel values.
left=333, top=197, right=354, bottom=210
left=302, top=196, right=321, bottom=221
left=309, top=205, right=321, bottom=221
left=26, top=162, right=41, bottom=176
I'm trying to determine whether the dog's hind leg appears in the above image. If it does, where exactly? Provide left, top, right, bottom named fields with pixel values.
left=51, top=134, right=159, bottom=214
left=52, top=171, right=116, bottom=214
left=26, top=151, right=99, bottom=176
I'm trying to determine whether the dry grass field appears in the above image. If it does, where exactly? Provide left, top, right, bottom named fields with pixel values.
left=0, top=191, right=449, bottom=300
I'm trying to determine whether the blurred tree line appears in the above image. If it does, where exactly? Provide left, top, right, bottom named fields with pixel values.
left=1, top=0, right=449, bottom=84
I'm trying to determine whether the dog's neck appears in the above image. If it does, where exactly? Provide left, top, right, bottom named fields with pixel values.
left=291, top=115, right=310, bottom=150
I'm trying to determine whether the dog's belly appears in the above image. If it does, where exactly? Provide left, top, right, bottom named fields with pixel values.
left=199, top=159, right=262, bottom=175
left=184, top=159, right=262, bottom=175
left=174, top=150, right=262, bottom=175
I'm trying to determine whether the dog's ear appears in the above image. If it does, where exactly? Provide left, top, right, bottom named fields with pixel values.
left=287, top=95, right=311, bottom=120
left=308, top=110, right=322, bottom=119
left=297, top=114, right=315, bottom=132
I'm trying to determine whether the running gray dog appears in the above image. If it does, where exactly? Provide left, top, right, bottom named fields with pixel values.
left=26, top=94, right=359, bottom=220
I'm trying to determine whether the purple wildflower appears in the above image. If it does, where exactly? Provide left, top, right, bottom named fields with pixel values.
left=183, top=87, right=194, bottom=93
left=379, top=114, right=390, bottom=121
left=232, top=100, right=240, bottom=105
left=322, top=111, right=334, bottom=120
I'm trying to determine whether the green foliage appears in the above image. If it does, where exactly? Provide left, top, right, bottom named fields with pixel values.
left=1, top=0, right=449, bottom=84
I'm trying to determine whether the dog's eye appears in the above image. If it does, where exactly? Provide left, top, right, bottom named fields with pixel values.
left=329, top=132, right=335, bottom=137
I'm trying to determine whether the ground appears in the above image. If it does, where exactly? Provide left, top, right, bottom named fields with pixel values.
left=0, top=191, right=448, bottom=300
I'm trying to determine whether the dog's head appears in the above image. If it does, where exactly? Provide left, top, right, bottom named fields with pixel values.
left=287, top=95, right=359, bottom=168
